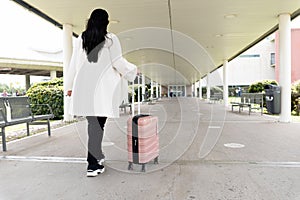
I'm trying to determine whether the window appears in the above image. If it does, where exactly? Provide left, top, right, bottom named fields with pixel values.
left=239, top=54, right=260, bottom=58
left=270, top=53, right=275, bottom=66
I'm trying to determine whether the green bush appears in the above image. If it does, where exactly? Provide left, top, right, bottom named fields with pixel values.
left=248, top=80, right=278, bottom=93
left=292, top=80, right=300, bottom=115
left=26, top=78, right=64, bottom=119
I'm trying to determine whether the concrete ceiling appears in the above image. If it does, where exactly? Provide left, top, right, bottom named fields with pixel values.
left=13, top=0, right=300, bottom=85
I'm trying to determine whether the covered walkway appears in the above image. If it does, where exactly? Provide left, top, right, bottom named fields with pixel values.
left=10, top=0, right=300, bottom=122
left=1, top=99, right=300, bottom=199
left=1, top=1, right=300, bottom=199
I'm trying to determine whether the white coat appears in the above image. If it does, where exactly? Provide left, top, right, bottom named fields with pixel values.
left=65, top=33, right=137, bottom=118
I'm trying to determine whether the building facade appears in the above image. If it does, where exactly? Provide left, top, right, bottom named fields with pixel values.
left=275, top=29, right=300, bottom=83
left=202, top=36, right=276, bottom=88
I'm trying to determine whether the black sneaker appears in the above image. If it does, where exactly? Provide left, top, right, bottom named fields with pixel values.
left=87, top=164, right=105, bottom=177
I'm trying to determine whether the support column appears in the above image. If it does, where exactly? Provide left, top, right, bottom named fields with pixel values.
left=223, top=60, right=229, bottom=106
left=151, top=80, right=154, bottom=98
left=279, top=14, right=291, bottom=123
left=199, top=79, right=202, bottom=100
left=194, top=82, right=198, bottom=98
left=192, top=83, right=195, bottom=97
left=25, top=75, right=30, bottom=91
left=63, top=24, right=73, bottom=122
left=141, top=74, right=145, bottom=102
left=206, top=73, right=211, bottom=99
left=50, top=71, right=57, bottom=80
left=156, top=82, right=159, bottom=99
left=160, top=85, right=162, bottom=98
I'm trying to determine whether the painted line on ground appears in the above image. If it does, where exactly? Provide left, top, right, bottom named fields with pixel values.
left=0, top=156, right=86, bottom=163
left=200, top=160, right=300, bottom=168
left=208, top=126, right=221, bottom=129
left=2, top=155, right=300, bottom=168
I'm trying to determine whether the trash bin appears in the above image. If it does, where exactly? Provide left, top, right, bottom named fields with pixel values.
left=264, top=84, right=281, bottom=114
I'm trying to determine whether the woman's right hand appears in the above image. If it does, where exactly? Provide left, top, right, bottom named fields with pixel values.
left=67, top=90, right=72, bottom=96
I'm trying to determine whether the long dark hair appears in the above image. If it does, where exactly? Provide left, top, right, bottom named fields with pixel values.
left=82, top=9, right=109, bottom=63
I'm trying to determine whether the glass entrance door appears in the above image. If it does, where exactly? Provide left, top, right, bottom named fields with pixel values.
left=168, top=85, right=186, bottom=97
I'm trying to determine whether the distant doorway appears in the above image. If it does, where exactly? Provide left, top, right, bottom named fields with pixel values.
left=168, top=85, right=186, bottom=97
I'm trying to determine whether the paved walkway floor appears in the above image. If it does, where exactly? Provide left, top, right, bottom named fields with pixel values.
left=1, top=98, right=300, bottom=200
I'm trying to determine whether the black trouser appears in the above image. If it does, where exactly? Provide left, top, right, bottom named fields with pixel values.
left=86, top=116, right=107, bottom=166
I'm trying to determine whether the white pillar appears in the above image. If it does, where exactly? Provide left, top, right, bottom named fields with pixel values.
left=50, top=71, right=57, bottom=80
left=194, top=82, right=198, bottom=98
left=151, top=80, right=154, bottom=98
left=160, top=85, right=162, bottom=98
left=141, top=74, right=145, bottom=102
left=192, top=83, right=195, bottom=97
left=199, top=79, right=202, bottom=100
left=223, top=60, right=229, bottom=106
left=25, top=75, right=30, bottom=91
left=279, top=14, right=291, bottom=123
left=63, top=24, right=73, bottom=122
left=206, top=73, right=211, bottom=99
left=156, top=82, right=159, bottom=98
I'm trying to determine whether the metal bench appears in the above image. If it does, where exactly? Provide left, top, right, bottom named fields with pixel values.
left=0, top=97, right=54, bottom=151
left=119, top=101, right=132, bottom=114
left=209, top=93, right=223, bottom=103
left=231, top=93, right=264, bottom=115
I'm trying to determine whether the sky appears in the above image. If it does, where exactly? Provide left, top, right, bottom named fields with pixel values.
left=0, top=0, right=63, bottom=87
left=1, top=0, right=300, bottom=88
left=0, top=0, right=62, bottom=54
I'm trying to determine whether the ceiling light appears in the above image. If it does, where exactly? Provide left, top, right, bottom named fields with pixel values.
left=216, top=33, right=247, bottom=38
left=110, top=20, right=120, bottom=24
left=224, top=14, right=237, bottom=19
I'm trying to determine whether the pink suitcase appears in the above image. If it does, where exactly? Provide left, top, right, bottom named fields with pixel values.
left=127, top=114, right=159, bottom=172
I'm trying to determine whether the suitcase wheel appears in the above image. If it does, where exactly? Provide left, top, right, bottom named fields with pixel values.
left=128, top=162, right=133, bottom=170
left=141, top=164, right=146, bottom=172
left=154, top=157, right=159, bottom=164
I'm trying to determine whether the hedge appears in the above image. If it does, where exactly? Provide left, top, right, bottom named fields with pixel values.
left=248, top=80, right=278, bottom=93
left=292, top=80, right=300, bottom=115
left=26, top=78, right=64, bottom=119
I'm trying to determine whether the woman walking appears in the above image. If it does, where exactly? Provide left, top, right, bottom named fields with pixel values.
left=65, top=8, right=137, bottom=177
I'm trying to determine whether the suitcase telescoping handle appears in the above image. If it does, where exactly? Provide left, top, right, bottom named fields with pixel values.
left=131, top=73, right=142, bottom=117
